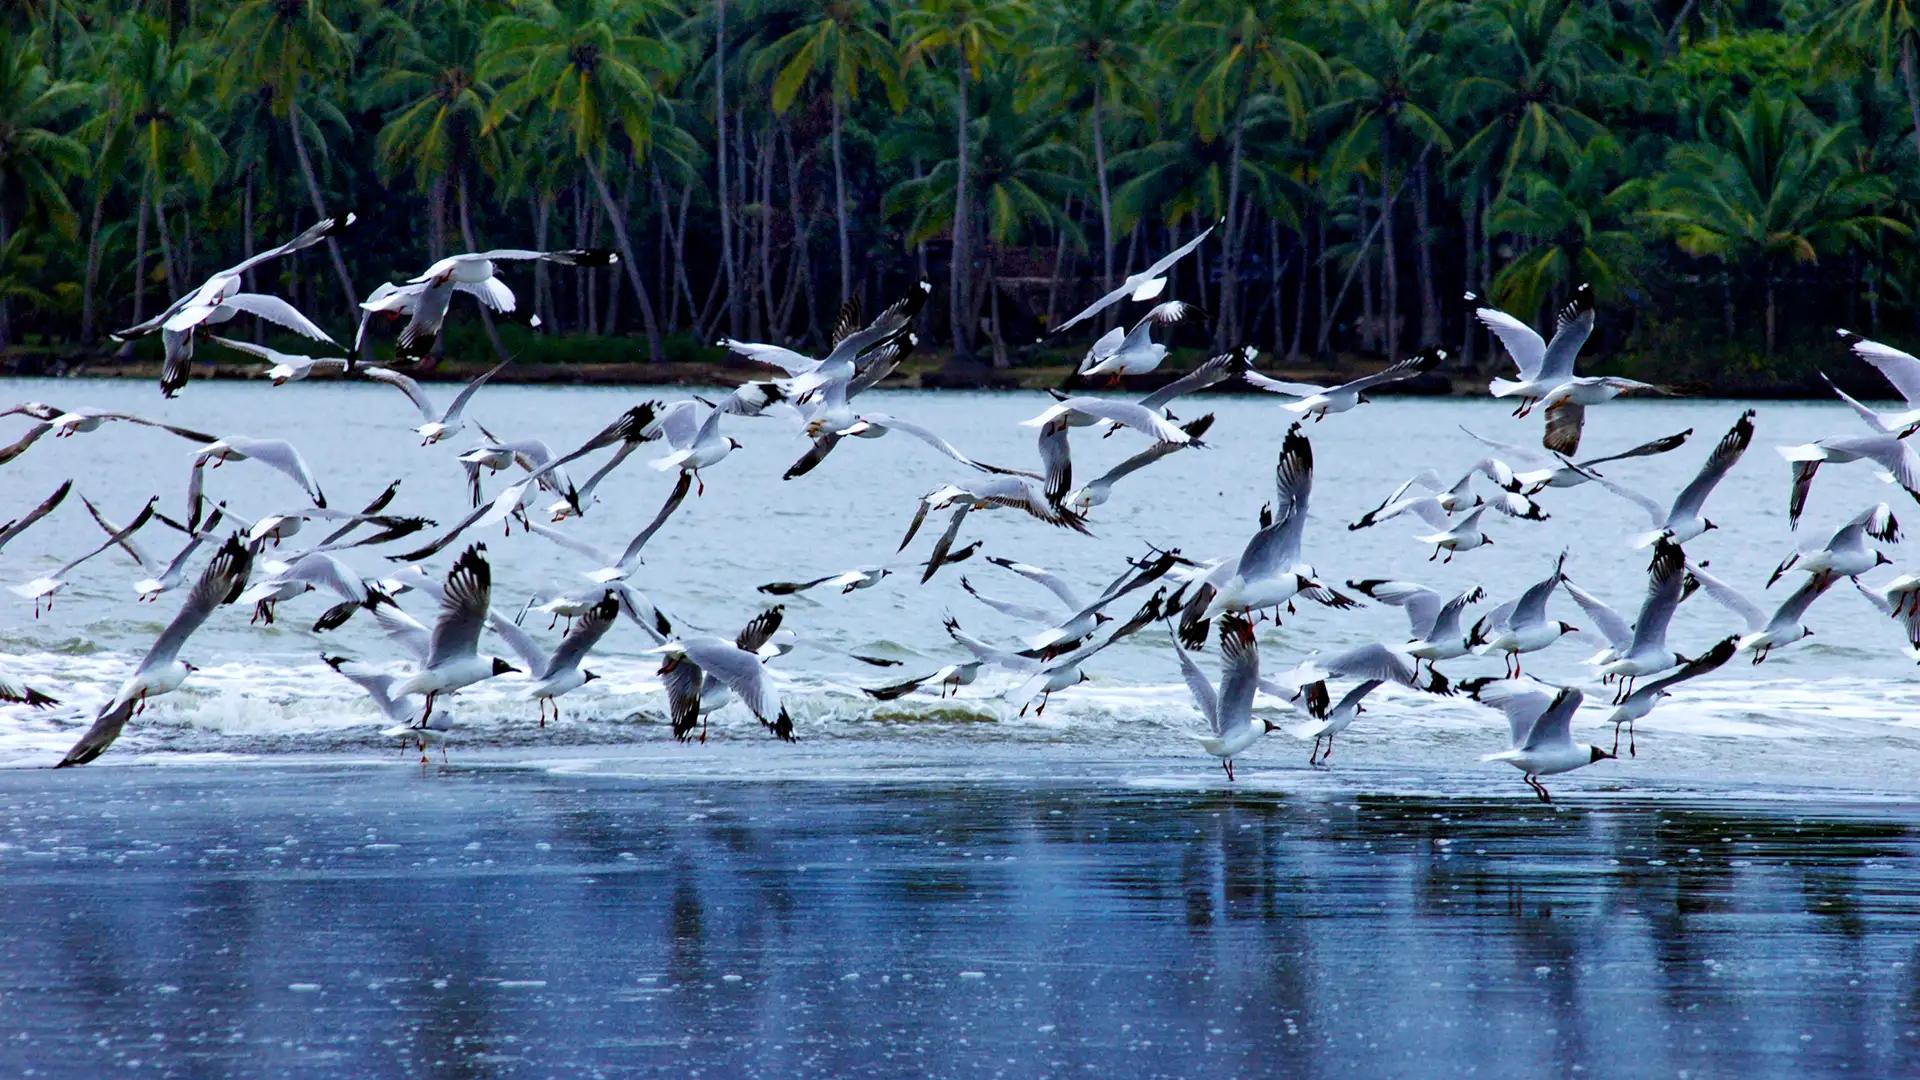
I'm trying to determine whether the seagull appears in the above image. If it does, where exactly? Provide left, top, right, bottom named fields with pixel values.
left=1590, top=409, right=1754, bottom=546
left=1065, top=414, right=1214, bottom=515
left=387, top=545, right=521, bottom=718
left=236, top=550, right=384, bottom=627
left=390, top=248, right=616, bottom=359
left=206, top=336, right=349, bottom=385
left=1470, top=283, right=1594, bottom=416
left=1471, top=552, right=1578, bottom=677
left=1536, top=376, right=1670, bottom=455
left=1686, top=559, right=1834, bottom=664
left=720, top=281, right=929, bottom=387
left=324, top=654, right=460, bottom=763
left=0, top=479, right=71, bottom=555
left=1289, top=679, right=1386, bottom=767
left=0, top=671, right=57, bottom=709
left=1044, top=220, right=1216, bottom=340
left=1348, top=466, right=1545, bottom=530
left=1603, top=636, right=1737, bottom=756
left=1469, top=679, right=1611, bottom=803
left=110, top=213, right=353, bottom=396
left=898, top=478, right=1094, bottom=583
left=457, top=425, right=574, bottom=507
left=83, top=498, right=225, bottom=602
left=1460, top=425, right=1693, bottom=495
left=651, top=617, right=795, bottom=743
left=760, top=566, right=892, bottom=596
left=1837, top=329, right=1920, bottom=430
left=785, top=406, right=1018, bottom=482
left=56, top=534, right=254, bottom=767
left=12, top=496, right=159, bottom=616
left=1347, top=580, right=1485, bottom=676
left=1021, top=396, right=1197, bottom=444
left=526, top=471, right=690, bottom=584
left=1192, top=424, right=1354, bottom=624
left=182, top=434, right=329, bottom=523
left=1780, top=375, right=1920, bottom=528
left=1852, top=575, right=1920, bottom=659
left=861, top=661, right=983, bottom=701
left=965, top=550, right=1173, bottom=653
left=647, top=400, right=742, bottom=494
left=362, top=361, right=508, bottom=445
left=1076, top=301, right=1200, bottom=383
left=489, top=591, right=619, bottom=725
left=1584, top=538, right=1689, bottom=701
left=1414, top=505, right=1494, bottom=563
left=1768, top=504, right=1898, bottom=587
left=1172, top=613, right=1270, bottom=781
left=1274, top=640, right=1452, bottom=696
left=1243, top=348, right=1443, bottom=420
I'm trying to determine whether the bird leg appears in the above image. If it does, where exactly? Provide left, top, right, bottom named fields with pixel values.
left=1323, top=733, right=1335, bottom=763
left=694, top=470, right=705, bottom=497
left=1629, top=718, right=1637, bottom=758
left=420, top=691, right=437, bottom=724
left=1428, top=546, right=1441, bottom=562
left=1308, top=737, right=1322, bottom=766
left=1221, top=758, right=1235, bottom=782
left=1036, top=690, right=1051, bottom=716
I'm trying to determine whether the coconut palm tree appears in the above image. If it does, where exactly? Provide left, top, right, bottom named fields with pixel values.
left=481, top=0, right=680, bottom=361
left=0, top=34, right=85, bottom=348
left=900, top=0, right=1028, bottom=364
left=1485, top=140, right=1647, bottom=324
left=1816, top=1, right=1920, bottom=162
left=1649, top=92, right=1909, bottom=352
left=756, top=0, right=904, bottom=302
left=217, top=0, right=358, bottom=314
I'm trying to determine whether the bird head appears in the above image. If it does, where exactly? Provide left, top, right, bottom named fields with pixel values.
left=1557, top=621, right=1580, bottom=636
left=584, top=670, right=601, bottom=684
left=1262, top=718, right=1283, bottom=733
left=491, top=657, right=521, bottom=676
left=1480, top=534, right=1494, bottom=546
left=726, top=436, right=745, bottom=450
left=1588, top=745, right=1616, bottom=763
left=1878, top=551, right=1895, bottom=567
left=182, top=661, right=200, bottom=674
left=1704, top=519, right=1719, bottom=532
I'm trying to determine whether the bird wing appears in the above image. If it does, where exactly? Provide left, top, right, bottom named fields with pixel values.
left=717, top=338, right=817, bottom=375
left=1049, top=224, right=1214, bottom=338
left=361, top=366, right=439, bottom=422
left=1626, top=539, right=1686, bottom=655
left=1036, top=416, right=1073, bottom=505
left=1769, top=574, right=1835, bottom=633
left=1350, top=579, right=1443, bottom=638
left=1537, top=288, right=1595, bottom=379
left=1843, top=331, right=1920, bottom=407
left=962, top=578, right=1059, bottom=625
left=227, top=438, right=325, bottom=507
left=1312, top=642, right=1420, bottom=686
left=547, top=592, right=620, bottom=676
left=1214, top=615, right=1259, bottom=733
left=1562, top=581, right=1631, bottom=652
left=0, top=480, right=72, bottom=554
left=1576, top=428, right=1693, bottom=468
left=1588, top=472, right=1668, bottom=528
left=144, top=534, right=252, bottom=668
left=367, top=595, right=433, bottom=662
left=986, top=556, right=1083, bottom=610
left=1273, top=423, right=1314, bottom=519
left=1684, top=561, right=1766, bottom=632
left=1520, top=686, right=1584, bottom=751
left=485, top=610, right=549, bottom=673
left=224, top=213, right=353, bottom=278
left=1639, top=636, right=1738, bottom=697
left=1138, top=349, right=1244, bottom=411
left=1511, top=552, right=1569, bottom=629
left=660, top=655, right=705, bottom=740
left=0, top=422, right=51, bottom=468
left=1470, top=678, right=1555, bottom=746
left=1054, top=398, right=1190, bottom=442
left=1335, top=348, right=1442, bottom=395
left=609, top=472, right=692, bottom=574
left=680, top=639, right=783, bottom=725
left=1471, top=305, right=1547, bottom=378
left=1668, top=409, right=1755, bottom=521
left=455, top=276, right=517, bottom=313
left=1243, top=371, right=1326, bottom=397
left=441, top=361, right=509, bottom=424
left=1542, top=400, right=1584, bottom=456
left=219, top=293, right=336, bottom=343
left=426, top=546, right=491, bottom=667
left=1821, top=373, right=1896, bottom=435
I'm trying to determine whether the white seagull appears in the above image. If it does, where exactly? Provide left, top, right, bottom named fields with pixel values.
left=390, top=248, right=615, bottom=359
left=1768, top=503, right=1898, bottom=587
left=1172, top=614, right=1269, bottom=782
left=1780, top=375, right=1920, bottom=528
left=489, top=591, right=619, bottom=725
left=1687, top=559, right=1835, bottom=664
left=1472, top=552, right=1579, bottom=677
left=1077, top=301, right=1200, bottom=382
left=1044, top=221, right=1217, bottom=340
left=1602, top=636, right=1737, bottom=757
left=1591, top=409, right=1754, bottom=546
left=1471, top=283, right=1594, bottom=416
left=207, top=336, right=349, bottom=385
left=387, top=544, right=522, bottom=717
left=362, top=361, right=508, bottom=445
left=1470, top=679, right=1612, bottom=803
left=1243, top=348, right=1442, bottom=420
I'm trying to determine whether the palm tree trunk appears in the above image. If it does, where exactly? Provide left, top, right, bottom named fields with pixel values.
left=831, top=91, right=853, bottom=303
left=80, top=179, right=107, bottom=345
left=0, top=203, right=11, bottom=350
left=1414, top=160, right=1439, bottom=347
left=716, top=0, right=741, bottom=337
left=950, top=62, right=974, bottom=363
left=1379, top=131, right=1398, bottom=359
left=1765, top=275, right=1776, bottom=354
left=152, top=188, right=182, bottom=299
left=286, top=100, right=358, bottom=316
left=429, top=174, right=448, bottom=261
left=1902, top=37, right=1920, bottom=165
left=1220, top=91, right=1249, bottom=349
left=1091, top=81, right=1114, bottom=297
left=584, top=155, right=664, bottom=362
left=131, top=187, right=150, bottom=332
left=531, top=192, right=554, bottom=330
left=1269, top=216, right=1284, bottom=355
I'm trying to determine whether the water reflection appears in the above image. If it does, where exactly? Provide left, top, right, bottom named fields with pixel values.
left=2, top=766, right=1917, bottom=1076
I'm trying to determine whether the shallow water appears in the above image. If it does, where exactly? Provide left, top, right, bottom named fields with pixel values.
left=1, top=379, right=1918, bottom=793
left=2, top=759, right=1917, bottom=1077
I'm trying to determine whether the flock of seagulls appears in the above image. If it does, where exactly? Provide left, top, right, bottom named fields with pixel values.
left=5, top=212, right=1920, bottom=804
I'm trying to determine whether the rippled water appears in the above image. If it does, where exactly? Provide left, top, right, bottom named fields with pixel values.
left=1, top=377, right=1917, bottom=795
left=3, top=762, right=1917, bottom=1077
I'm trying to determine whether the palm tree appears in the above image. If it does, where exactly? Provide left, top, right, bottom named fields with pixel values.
left=0, top=34, right=85, bottom=348
left=1816, top=1, right=1920, bottom=163
left=757, top=0, right=904, bottom=303
left=1162, top=0, right=1326, bottom=345
left=900, top=0, right=1028, bottom=364
left=1648, top=93, right=1909, bottom=352
left=1485, top=140, right=1646, bottom=324
left=370, top=2, right=502, bottom=263
left=1316, top=0, right=1453, bottom=354
left=482, top=0, right=680, bottom=361
left=1016, top=0, right=1146, bottom=297
left=114, top=19, right=226, bottom=301
left=1444, top=0, right=1619, bottom=201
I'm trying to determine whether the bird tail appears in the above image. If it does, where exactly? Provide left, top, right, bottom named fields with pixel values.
left=652, top=449, right=694, bottom=471
left=1629, top=529, right=1666, bottom=550
left=1488, top=378, right=1527, bottom=398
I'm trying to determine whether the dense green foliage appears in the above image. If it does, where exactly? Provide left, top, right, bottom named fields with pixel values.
left=3, top=0, right=1919, bottom=381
